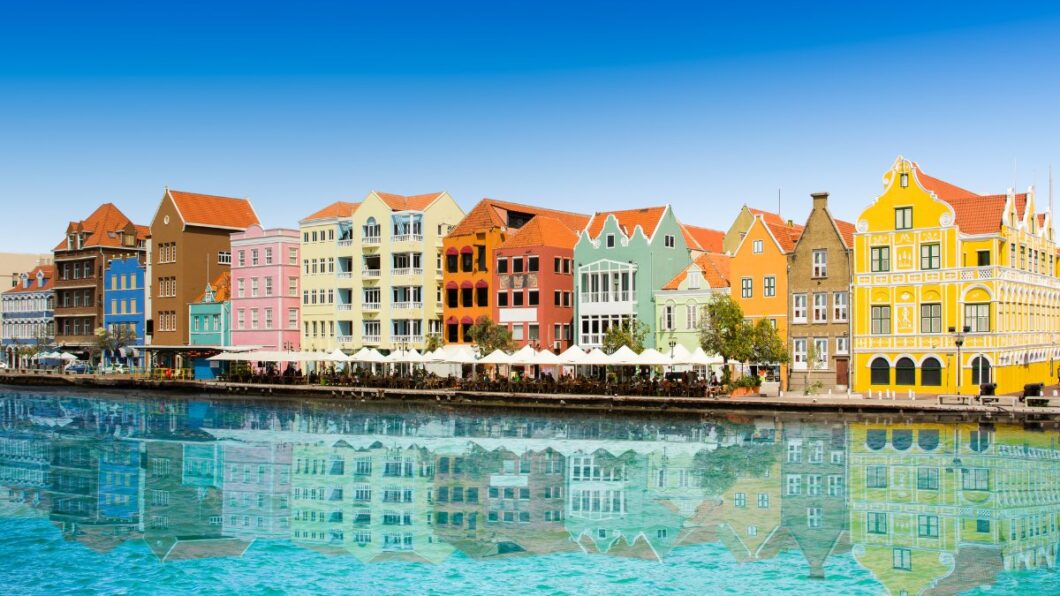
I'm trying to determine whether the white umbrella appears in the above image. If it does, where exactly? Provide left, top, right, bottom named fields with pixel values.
left=668, top=344, right=694, bottom=365
left=534, top=349, right=562, bottom=366
left=558, top=345, right=588, bottom=365
left=478, top=349, right=512, bottom=365
left=404, top=349, right=427, bottom=364
left=509, top=345, right=538, bottom=366
left=636, top=348, right=672, bottom=367
left=690, top=347, right=723, bottom=366
left=351, top=347, right=386, bottom=363
left=441, top=345, right=478, bottom=364
left=384, top=349, right=407, bottom=363
left=582, top=348, right=611, bottom=365
left=59, top=352, right=78, bottom=361
left=208, top=351, right=249, bottom=361
left=606, top=345, right=639, bottom=365
left=325, top=349, right=350, bottom=363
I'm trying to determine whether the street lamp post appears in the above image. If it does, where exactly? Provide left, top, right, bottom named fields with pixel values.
left=949, top=326, right=969, bottom=395
left=668, top=338, right=677, bottom=376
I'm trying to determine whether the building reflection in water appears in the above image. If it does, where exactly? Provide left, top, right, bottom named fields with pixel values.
left=0, top=391, right=1057, bottom=594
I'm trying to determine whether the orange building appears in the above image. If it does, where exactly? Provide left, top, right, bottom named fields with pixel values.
left=442, top=199, right=588, bottom=344
left=731, top=213, right=803, bottom=389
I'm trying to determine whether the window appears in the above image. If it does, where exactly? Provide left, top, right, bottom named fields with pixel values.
left=895, top=357, right=915, bottom=385
left=893, top=548, right=911, bottom=571
left=977, top=250, right=990, bottom=266
left=868, top=512, right=888, bottom=535
left=741, top=277, right=752, bottom=298
left=812, top=293, right=827, bottom=322
left=757, top=493, right=769, bottom=508
left=812, top=249, right=827, bottom=277
left=917, top=467, right=939, bottom=490
left=977, top=519, right=990, bottom=533
left=866, top=465, right=888, bottom=488
left=686, top=303, right=698, bottom=330
left=895, top=207, right=912, bottom=230
left=734, top=492, right=746, bottom=508
left=218, top=251, right=232, bottom=265
left=916, top=514, right=940, bottom=538
left=497, top=258, right=508, bottom=274
left=664, top=234, right=675, bottom=248
left=792, top=294, right=807, bottom=323
left=528, top=256, right=539, bottom=272
left=962, top=468, right=988, bottom=491
left=785, top=474, right=801, bottom=496
left=663, top=305, right=674, bottom=331
left=920, top=303, right=941, bottom=334
left=793, top=338, right=807, bottom=368
left=870, top=357, right=889, bottom=384
left=920, top=243, right=940, bottom=270
left=965, top=303, right=989, bottom=333
left=871, top=305, right=891, bottom=334
left=833, top=292, right=848, bottom=321
left=921, top=357, right=942, bottom=386
left=606, top=234, right=615, bottom=248
left=870, top=246, right=890, bottom=272
left=764, top=276, right=776, bottom=297
left=807, top=507, right=821, bottom=528
left=836, top=336, right=848, bottom=355
left=497, top=291, right=508, bottom=307
left=752, top=239, right=763, bottom=254
left=527, top=290, right=538, bottom=306
left=813, top=338, right=828, bottom=369
left=970, top=356, right=991, bottom=385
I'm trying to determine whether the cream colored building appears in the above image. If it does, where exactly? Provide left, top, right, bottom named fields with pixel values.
left=299, top=192, right=464, bottom=353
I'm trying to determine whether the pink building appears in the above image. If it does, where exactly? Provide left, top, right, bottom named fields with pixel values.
left=229, top=225, right=301, bottom=350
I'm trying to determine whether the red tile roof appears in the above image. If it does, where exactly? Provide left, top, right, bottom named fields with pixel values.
left=585, top=206, right=668, bottom=241
left=747, top=207, right=786, bottom=226
left=3, top=265, right=54, bottom=294
left=302, top=201, right=360, bottom=222
left=497, top=216, right=580, bottom=250
left=834, top=219, right=856, bottom=249
left=915, top=168, right=979, bottom=201
left=449, top=198, right=589, bottom=238
left=662, top=253, right=731, bottom=290
left=374, top=191, right=444, bottom=211
left=681, top=224, right=725, bottom=253
left=53, top=203, right=146, bottom=251
left=168, top=189, right=259, bottom=230
left=764, top=219, right=804, bottom=254
left=913, top=163, right=1030, bottom=235
left=193, top=271, right=231, bottom=304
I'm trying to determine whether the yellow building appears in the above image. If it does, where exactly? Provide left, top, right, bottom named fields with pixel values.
left=852, top=157, right=1060, bottom=395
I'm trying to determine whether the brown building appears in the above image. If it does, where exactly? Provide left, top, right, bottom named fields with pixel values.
left=149, top=189, right=258, bottom=354
left=722, top=205, right=790, bottom=255
left=786, top=192, right=854, bottom=392
left=52, top=204, right=147, bottom=353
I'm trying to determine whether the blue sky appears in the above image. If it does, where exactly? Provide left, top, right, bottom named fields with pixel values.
left=2, top=1, right=1060, bottom=251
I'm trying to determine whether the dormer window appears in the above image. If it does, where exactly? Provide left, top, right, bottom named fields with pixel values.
left=688, top=268, right=702, bottom=290
left=664, top=234, right=675, bottom=248
left=606, top=234, right=615, bottom=248
left=67, top=234, right=77, bottom=250
left=900, top=172, right=909, bottom=188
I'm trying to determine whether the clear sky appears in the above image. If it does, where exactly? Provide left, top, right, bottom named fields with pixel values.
left=2, top=1, right=1059, bottom=251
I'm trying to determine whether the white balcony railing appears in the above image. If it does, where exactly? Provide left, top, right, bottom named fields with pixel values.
left=337, top=272, right=352, bottom=279
left=362, top=236, right=381, bottom=245
left=392, top=302, right=423, bottom=310
left=391, top=335, right=424, bottom=345
left=391, top=234, right=423, bottom=243
left=337, top=239, right=352, bottom=248
left=362, top=302, right=380, bottom=310
left=337, top=304, right=352, bottom=311
left=580, top=291, right=635, bottom=304
left=362, top=269, right=381, bottom=278
left=337, top=335, right=354, bottom=344
left=390, top=268, right=423, bottom=277
left=363, top=335, right=381, bottom=344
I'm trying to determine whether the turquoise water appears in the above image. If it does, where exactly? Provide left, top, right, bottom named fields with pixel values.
left=0, top=389, right=1057, bottom=595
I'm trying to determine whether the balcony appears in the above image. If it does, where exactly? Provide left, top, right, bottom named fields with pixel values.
left=363, top=335, right=381, bottom=344
left=337, top=304, right=352, bottom=311
left=362, top=236, right=381, bottom=246
left=391, top=234, right=423, bottom=243
left=337, top=335, right=354, bottom=344
left=392, top=302, right=423, bottom=311
left=391, top=268, right=424, bottom=277
left=337, top=271, right=353, bottom=279
left=337, top=239, right=352, bottom=248
left=391, top=335, right=424, bottom=345
left=362, top=302, right=380, bottom=311
left=362, top=269, right=381, bottom=278
left=54, top=306, right=98, bottom=317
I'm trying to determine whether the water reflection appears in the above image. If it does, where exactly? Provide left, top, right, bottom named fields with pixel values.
left=1, top=391, right=1057, bottom=594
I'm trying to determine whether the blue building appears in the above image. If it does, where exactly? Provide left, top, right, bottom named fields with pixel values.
left=1, top=264, right=55, bottom=368
left=102, top=256, right=146, bottom=369
left=98, top=439, right=141, bottom=522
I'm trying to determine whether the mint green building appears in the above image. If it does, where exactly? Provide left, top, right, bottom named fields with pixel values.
left=189, top=272, right=232, bottom=347
left=573, top=206, right=693, bottom=349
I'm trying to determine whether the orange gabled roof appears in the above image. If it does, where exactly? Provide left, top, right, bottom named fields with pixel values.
left=497, top=216, right=579, bottom=250
left=449, top=198, right=589, bottom=238
left=764, top=219, right=803, bottom=254
left=747, top=207, right=786, bottom=226
left=585, top=206, right=668, bottom=241
left=1037, top=213, right=1047, bottom=227
left=302, top=201, right=359, bottom=222
left=834, top=219, right=856, bottom=249
left=3, top=265, right=54, bottom=294
left=168, top=189, right=259, bottom=230
left=374, top=191, right=444, bottom=212
left=941, top=193, right=1023, bottom=236
left=662, top=253, right=731, bottom=290
left=53, top=203, right=144, bottom=251
left=914, top=166, right=979, bottom=202
left=194, top=271, right=231, bottom=304
left=681, top=224, right=725, bottom=253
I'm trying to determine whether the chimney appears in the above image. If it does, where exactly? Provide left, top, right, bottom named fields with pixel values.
left=812, top=192, right=829, bottom=210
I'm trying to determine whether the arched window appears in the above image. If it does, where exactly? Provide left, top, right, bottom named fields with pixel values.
left=870, top=358, right=890, bottom=385
left=895, top=357, right=915, bottom=386
left=866, top=429, right=887, bottom=451
left=918, top=429, right=940, bottom=451
left=969, top=430, right=990, bottom=452
left=921, top=357, right=942, bottom=387
left=892, top=430, right=913, bottom=451
left=971, top=356, right=992, bottom=385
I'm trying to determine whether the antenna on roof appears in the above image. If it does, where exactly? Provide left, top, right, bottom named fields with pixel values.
left=1050, top=163, right=1055, bottom=237
left=777, top=187, right=781, bottom=217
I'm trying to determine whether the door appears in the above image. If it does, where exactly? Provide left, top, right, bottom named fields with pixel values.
left=835, top=357, right=849, bottom=387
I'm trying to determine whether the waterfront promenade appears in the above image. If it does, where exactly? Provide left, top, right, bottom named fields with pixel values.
left=2, top=369, right=1059, bottom=418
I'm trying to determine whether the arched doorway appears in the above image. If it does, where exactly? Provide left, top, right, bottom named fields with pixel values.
left=921, top=357, right=942, bottom=387
left=970, top=356, right=991, bottom=385
left=895, top=357, right=915, bottom=386
left=870, top=357, right=890, bottom=385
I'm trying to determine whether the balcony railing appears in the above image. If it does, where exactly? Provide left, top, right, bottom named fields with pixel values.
left=363, top=236, right=381, bottom=245
left=580, top=291, right=635, bottom=304
left=337, top=304, right=352, bottom=311
left=392, top=302, right=423, bottom=310
left=362, top=302, right=380, bottom=310
left=363, top=335, right=381, bottom=344
left=391, top=234, right=423, bottom=243
left=337, top=271, right=352, bottom=279
left=337, top=335, right=353, bottom=344
left=391, top=268, right=423, bottom=277
left=362, top=269, right=381, bottom=278
left=337, top=239, right=352, bottom=248
left=391, top=335, right=424, bottom=344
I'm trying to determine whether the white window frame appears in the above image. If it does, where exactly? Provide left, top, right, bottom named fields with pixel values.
left=813, top=293, right=828, bottom=322
left=792, top=294, right=807, bottom=323
left=752, top=239, right=763, bottom=254
left=812, top=249, right=827, bottom=277
left=833, top=291, right=848, bottom=322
